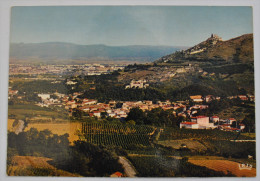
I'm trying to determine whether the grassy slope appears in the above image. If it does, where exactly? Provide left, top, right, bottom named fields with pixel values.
left=7, top=156, right=80, bottom=176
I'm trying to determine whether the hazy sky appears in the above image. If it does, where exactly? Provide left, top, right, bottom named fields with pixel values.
left=10, top=6, right=253, bottom=46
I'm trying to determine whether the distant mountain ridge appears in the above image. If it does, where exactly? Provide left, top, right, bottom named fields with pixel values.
left=157, top=33, right=253, bottom=63
left=10, top=42, right=185, bottom=62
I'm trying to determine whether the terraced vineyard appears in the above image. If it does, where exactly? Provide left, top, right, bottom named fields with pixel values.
left=80, top=123, right=155, bottom=149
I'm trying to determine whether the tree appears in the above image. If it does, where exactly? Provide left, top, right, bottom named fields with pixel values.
left=126, top=120, right=136, bottom=125
left=231, top=121, right=238, bottom=128
left=126, top=107, right=145, bottom=125
left=242, top=114, right=255, bottom=133
left=72, top=108, right=83, bottom=119
left=101, top=112, right=107, bottom=119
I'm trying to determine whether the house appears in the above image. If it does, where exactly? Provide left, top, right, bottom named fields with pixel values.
left=205, top=95, right=214, bottom=102
left=144, top=100, right=153, bottom=105
left=196, top=116, right=211, bottom=127
left=110, top=172, right=123, bottom=177
left=9, top=89, right=18, bottom=96
left=190, top=116, right=215, bottom=129
left=70, top=103, right=78, bottom=109
left=81, top=107, right=90, bottom=112
left=180, top=122, right=199, bottom=129
left=108, top=112, right=116, bottom=117
left=66, top=80, right=77, bottom=85
left=215, top=96, right=221, bottom=100
left=83, top=99, right=97, bottom=105
left=247, top=95, right=255, bottom=102
left=211, top=116, right=219, bottom=123
left=239, top=124, right=245, bottom=130
left=227, top=118, right=236, bottom=125
left=38, top=93, right=50, bottom=100
left=67, top=100, right=76, bottom=105
left=93, top=111, right=101, bottom=118
left=227, top=96, right=237, bottom=99
left=190, top=95, right=203, bottom=103
left=109, top=100, right=116, bottom=106
left=197, top=105, right=208, bottom=109
left=238, top=95, right=248, bottom=101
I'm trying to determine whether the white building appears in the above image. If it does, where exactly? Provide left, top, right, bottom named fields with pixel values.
left=66, top=80, right=77, bottom=85
left=125, top=80, right=149, bottom=89
left=190, top=116, right=216, bottom=129
left=38, top=94, right=50, bottom=100
left=180, top=122, right=199, bottom=129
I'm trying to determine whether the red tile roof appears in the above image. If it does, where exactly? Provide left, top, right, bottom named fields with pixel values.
left=196, top=116, right=208, bottom=118
left=114, top=172, right=123, bottom=177
left=181, top=122, right=197, bottom=125
left=191, top=116, right=208, bottom=119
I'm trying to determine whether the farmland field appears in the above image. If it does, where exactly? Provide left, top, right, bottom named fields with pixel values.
left=157, top=140, right=207, bottom=151
left=81, top=123, right=155, bottom=149
left=8, top=104, right=69, bottom=120
left=8, top=119, right=81, bottom=144
left=127, top=155, right=234, bottom=177
left=188, top=156, right=256, bottom=177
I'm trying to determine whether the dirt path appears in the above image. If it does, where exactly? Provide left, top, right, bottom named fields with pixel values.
left=118, top=156, right=137, bottom=177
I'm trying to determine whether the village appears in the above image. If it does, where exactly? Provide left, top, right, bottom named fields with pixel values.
left=8, top=84, right=254, bottom=132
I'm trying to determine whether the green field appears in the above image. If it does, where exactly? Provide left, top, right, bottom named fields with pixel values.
left=8, top=104, right=69, bottom=121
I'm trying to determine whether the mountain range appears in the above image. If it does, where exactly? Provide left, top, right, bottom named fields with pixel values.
left=10, top=42, right=185, bottom=62
left=157, top=33, right=253, bottom=63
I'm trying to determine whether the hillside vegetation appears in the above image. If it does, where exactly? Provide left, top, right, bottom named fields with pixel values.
left=157, top=34, right=253, bottom=63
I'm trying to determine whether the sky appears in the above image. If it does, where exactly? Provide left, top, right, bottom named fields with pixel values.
left=10, top=6, right=253, bottom=46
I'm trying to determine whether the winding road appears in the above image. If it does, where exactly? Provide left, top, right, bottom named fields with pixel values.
left=118, top=156, right=137, bottom=177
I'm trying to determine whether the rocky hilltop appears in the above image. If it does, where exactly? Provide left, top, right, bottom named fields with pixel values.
left=157, top=33, right=253, bottom=63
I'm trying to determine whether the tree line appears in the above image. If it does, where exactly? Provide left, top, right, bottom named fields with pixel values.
left=7, top=128, right=124, bottom=176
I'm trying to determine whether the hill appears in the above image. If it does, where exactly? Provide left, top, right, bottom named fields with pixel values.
left=10, top=42, right=185, bottom=62
left=157, top=34, right=253, bottom=63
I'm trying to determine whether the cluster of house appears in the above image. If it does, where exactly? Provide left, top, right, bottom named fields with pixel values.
left=8, top=87, right=250, bottom=132
left=8, top=87, right=19, bottom=99
left=38, top=92, right=242, bottom=132
left=65, top=96, right=187, bottom=119
left=228, top=95, right=255, bottom=102
left=35, top=93, right=65, bottom=107
left=190, top=94, right=255, bottom=103
left=180, top=116, right=245, bottom=131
